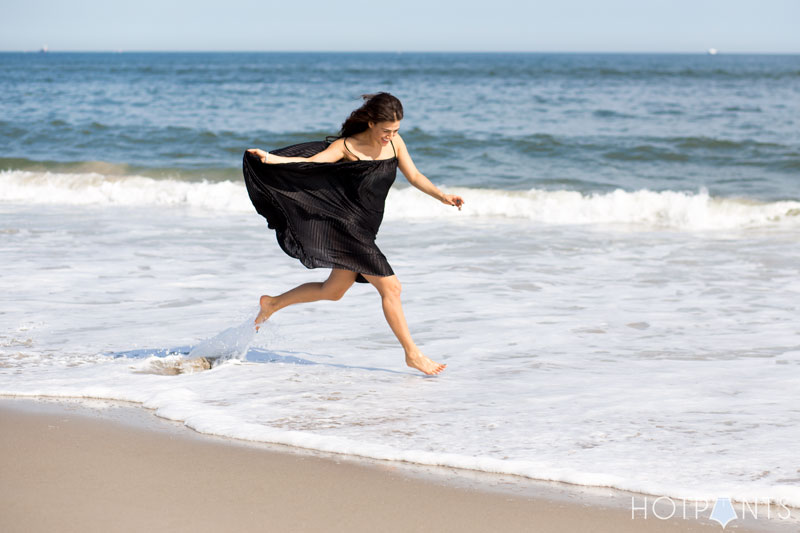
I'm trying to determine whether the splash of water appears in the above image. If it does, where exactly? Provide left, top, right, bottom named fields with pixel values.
left=187, top=317, right=258, bottom=365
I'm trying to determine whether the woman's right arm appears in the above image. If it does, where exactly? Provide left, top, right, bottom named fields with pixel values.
left=247, top=139, right=346, bottom=164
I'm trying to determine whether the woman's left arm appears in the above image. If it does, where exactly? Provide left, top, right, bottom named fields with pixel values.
left=395, top=135, right=464, bottom=210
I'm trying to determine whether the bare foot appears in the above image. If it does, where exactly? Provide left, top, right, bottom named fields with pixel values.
left=254, top=295, right=277, bottom=331
left=405, top=350, right=447, bottom=375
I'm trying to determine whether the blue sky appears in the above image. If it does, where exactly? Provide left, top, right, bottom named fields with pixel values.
left=2, top=0, right=799, bottom=53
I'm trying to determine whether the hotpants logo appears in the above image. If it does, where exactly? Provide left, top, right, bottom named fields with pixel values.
left=631, top=496, right=792, bottom=529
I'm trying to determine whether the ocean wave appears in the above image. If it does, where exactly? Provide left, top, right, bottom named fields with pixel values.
left=2, top=169, right=799, bottom=230
left=0, top=169, right=252, bottom=211
left=671, top=136, right=785, bottom=151
left=386, top=187, right=800, bottom=230
left=424, top=133, right=796, bottom=166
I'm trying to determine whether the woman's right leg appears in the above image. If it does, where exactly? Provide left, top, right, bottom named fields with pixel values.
left=255, top=269, right=357, bottom=326
left=362, top=273, right=446, bottom=375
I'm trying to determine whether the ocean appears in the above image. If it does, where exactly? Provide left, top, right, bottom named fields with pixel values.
left=1, top=51, right=799, bottom=506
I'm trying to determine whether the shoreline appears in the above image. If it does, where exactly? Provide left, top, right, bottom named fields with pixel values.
left=1, top=396, right=786, bottom=533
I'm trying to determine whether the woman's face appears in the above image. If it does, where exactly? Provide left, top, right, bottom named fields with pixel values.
left=367, top=120, right=401, bottom=146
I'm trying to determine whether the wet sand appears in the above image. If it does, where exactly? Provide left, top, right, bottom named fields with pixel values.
left=0, top=398, right=769, bottom=533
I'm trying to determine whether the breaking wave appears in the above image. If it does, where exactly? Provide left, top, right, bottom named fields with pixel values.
left=2, top=169, right=799, bottom=231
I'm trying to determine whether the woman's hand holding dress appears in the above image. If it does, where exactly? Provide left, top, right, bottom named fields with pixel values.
left=246, top=148, right=269, bottom=163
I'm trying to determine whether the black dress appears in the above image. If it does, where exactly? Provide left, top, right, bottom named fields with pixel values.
left=242, top=140, right=397, bottom=283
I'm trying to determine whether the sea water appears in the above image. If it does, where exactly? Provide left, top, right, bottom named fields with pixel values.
left=1, top=52, right=800, bottom=506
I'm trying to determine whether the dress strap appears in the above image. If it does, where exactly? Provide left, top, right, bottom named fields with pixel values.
left=343, top=137, right=360, bottom=161
left=390, top=139, right=396, bottom=158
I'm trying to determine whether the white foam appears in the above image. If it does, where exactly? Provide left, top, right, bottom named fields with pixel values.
left=2, top=202, right=800, bottom=511
left=0, top=169, right=252, bottom=212
left=2, top=169, right=799, bottom=230
left=386, top=186, right=800, bottom=230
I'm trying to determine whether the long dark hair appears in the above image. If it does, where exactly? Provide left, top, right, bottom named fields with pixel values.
left=337, top=93, right=404, bottom=139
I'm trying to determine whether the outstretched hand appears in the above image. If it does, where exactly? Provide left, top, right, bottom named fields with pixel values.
left=442, top=194, right=465, bottom=211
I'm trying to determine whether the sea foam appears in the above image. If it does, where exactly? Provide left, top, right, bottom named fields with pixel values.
left=2, top=194, right=799, bottom=511
left=2, top=169, right=799, bottom=231
left=0, top=170, right=251, bottom=212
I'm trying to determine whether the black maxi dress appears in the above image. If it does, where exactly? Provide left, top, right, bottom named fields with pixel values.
left=242, top=140, right=397, bottom=283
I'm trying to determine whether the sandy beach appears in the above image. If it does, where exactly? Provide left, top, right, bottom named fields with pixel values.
left=0, top=398, right=772, bottom=533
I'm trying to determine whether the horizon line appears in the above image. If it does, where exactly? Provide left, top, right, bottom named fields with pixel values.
left=2, top=48, right=800, bottom=55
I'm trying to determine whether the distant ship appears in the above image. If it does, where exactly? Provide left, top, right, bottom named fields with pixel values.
left=707, top=48, right=718, bottom=55
left=39, top=44, right=48, bottom=53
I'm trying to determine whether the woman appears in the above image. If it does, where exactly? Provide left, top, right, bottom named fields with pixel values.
left=243, top=93, right=463, bottom=375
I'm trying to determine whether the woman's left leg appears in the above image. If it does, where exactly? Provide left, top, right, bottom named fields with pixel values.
left=255, top=269, right=358, bottom=326
left=362, top=274, right=446, bottom=375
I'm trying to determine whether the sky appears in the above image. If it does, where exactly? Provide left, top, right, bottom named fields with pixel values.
left=1, top=0, right=799, bottom=53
